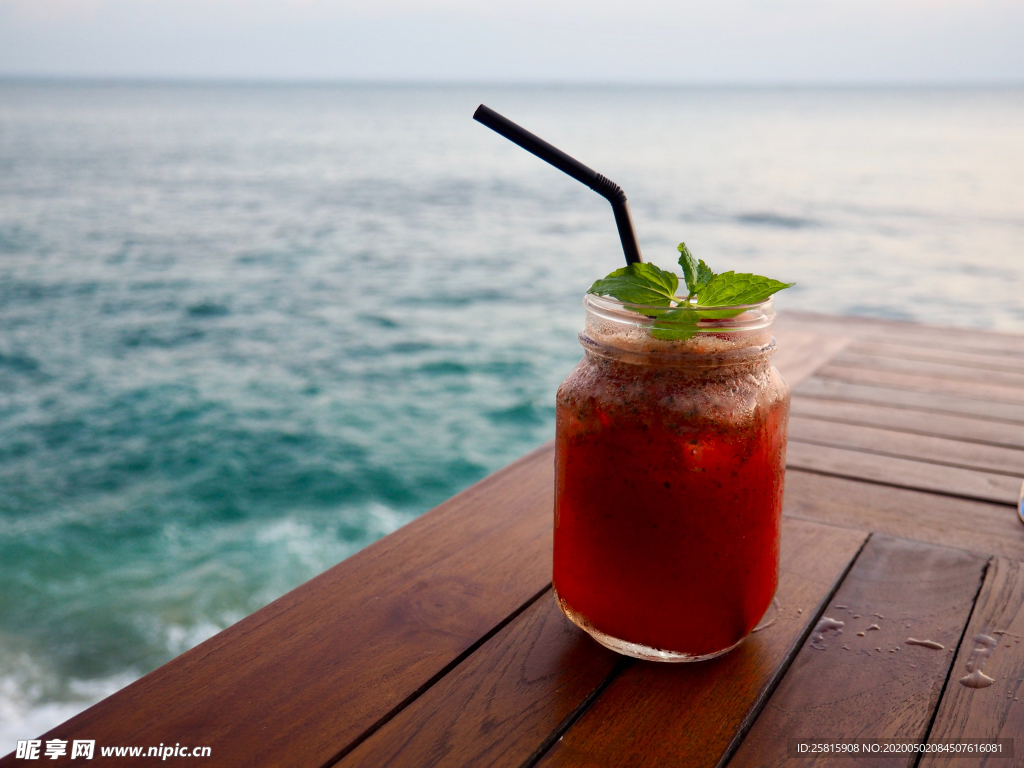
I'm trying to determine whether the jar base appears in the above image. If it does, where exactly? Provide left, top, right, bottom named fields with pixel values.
left=554, top=589, right=746, bottom=663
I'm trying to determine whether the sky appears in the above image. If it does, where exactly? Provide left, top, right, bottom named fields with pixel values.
left=1, top=0, right=1023, bottom=83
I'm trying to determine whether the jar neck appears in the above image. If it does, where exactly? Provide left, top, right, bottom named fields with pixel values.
left=580, top=293, right=777, bottom=370
left=580, top=331, right=776, bottom=371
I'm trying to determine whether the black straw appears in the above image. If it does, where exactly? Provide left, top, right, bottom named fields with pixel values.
left=473, top=104, right=643, bottom=266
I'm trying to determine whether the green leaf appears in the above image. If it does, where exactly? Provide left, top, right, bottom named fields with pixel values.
left=677, top=243, right=717, bottom=297
left=695, top=259, right=715, bottom=290
left=677, top=243, right=699, bottom=295
left=650, top=306, right=700, bottom=341
left=696, top=271, right=795, bottom=307
left=587, top=263, right=679, bottom=306
left=691, top=306, right=746, bottom=320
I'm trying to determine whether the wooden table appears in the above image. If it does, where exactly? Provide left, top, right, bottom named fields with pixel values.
left=4, top=311, right=1024, bottom=767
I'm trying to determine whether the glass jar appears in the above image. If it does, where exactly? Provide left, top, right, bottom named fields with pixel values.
left=553, top=293, right=790, bottom=662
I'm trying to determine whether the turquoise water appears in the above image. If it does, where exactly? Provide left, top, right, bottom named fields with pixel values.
left=1, top=82, right=1023, bottom=747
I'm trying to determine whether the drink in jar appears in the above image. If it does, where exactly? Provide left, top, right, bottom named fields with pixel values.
left=553, top=294, right=789, bottom=661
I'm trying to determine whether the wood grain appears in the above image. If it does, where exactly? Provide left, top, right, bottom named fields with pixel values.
left=920, top=557, right=1024, bottom=767
left=776, top=312, right=1024, bottom=358
left=796, top=377, right=1024, bottom=425
left=788, top=417, right=1024, bottom=477
left=533, top=518, right=868, bottom=768
left=785, top=442, right=1021, bottom=506
left=729, top=535, right=988, bottom=768
left=791, top=397, right=1024, bottom=451
left=0, top=443, right=558, bottom=768
left=845, top=341, right=1024, bottom=375
left=831, top=352, right=1024, bottom=391
left=836, top=349, right=1024, bottom=385
left=816, top=364, right=1024, bottom=406
left=339, top=591, right=620, bottom=768
left=770, top=329, right=850, bottom=388
left=783, top=469, right=1024, bottom=561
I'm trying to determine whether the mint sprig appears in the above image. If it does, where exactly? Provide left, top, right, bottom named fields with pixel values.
left=698, top=272, right=794, bottom=307
left=587, top=262, right=679, bottom=307
left=586, top=242, right=793, bottom=340
left=677, top=243, right=714, bottom=298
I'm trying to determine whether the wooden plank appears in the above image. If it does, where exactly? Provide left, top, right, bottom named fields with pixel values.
left=831, top=350, right=1024, bottom=388
left=0, top=443, right=558, bottom=768
left=856, top=334, right=1024, bottom=361
left=796, top=377, right=1024, bottom=425
left=782, top=469, right=1024, bottom=562
left=817, top=363, right=1024, bottom=406
left=791, top=397, right=1024, bottom=451
left=846, top=340, right=1024, bottom=375
left=777, top=311, right=1024, bottom=357
left=770, top=329, right=850, bottom=388
left=534, top=518, right=868, bottom=768
left=339, top=591, right=621, bottom=768
left=920, top=557, right=1024, bottom=767
left=785, top=442, right=1021, bottom=506
left=729, top=535, right=988, bottom=768
left=788, top=416, right=1024, bottom=477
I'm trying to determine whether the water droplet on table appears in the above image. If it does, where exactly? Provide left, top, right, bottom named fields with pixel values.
left=959, top=634, right=997, bottom=689
left=906, top=638, right=945, bottom=650
left=809, top=617, right=845, bottom=650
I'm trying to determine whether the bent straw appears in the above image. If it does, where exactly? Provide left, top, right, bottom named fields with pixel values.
left=473, top=104, right=643, bottom=266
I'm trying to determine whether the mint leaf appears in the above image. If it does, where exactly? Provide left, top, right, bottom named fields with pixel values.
left=677, top=243, right=699, bottom=295
left=650, top=306, right=700, bottom=341
left=587, top=263, right=679, bottom=306
left=696, top=259, right=714, bottom=290
left=678, top=244, right=716, bottom=297
left=696, top=271, right=794, bottom=307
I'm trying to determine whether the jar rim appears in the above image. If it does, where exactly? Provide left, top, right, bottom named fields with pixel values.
left=583, top=292, right=775, bottom=334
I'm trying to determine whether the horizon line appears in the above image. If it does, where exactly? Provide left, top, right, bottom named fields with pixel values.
left=1, top=74, right=1023, bottom=89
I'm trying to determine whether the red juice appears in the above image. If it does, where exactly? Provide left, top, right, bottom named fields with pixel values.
left=553, top=298, right=789, bottom=661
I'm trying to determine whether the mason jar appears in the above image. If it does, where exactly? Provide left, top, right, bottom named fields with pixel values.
left=553, top=293, right=790, bottom=662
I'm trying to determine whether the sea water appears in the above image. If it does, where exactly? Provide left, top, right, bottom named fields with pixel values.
left=1, top=82, right=1023, bottom=749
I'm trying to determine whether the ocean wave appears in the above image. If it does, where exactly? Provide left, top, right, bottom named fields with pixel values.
left=734, top=212, right=821, bottom=229
left=0, top=649, right=138, bottom=756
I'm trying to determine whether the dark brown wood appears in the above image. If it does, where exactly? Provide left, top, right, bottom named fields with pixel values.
left=845, top=340, right=1024, bottom=375
left=816, top=363, right=1024, bottom=406
left=783, top=469, right=1024, bottom=561
left=786, top=442, right=1021, bottom=506
left=791, top=397, right=1024, bottom=451
left=339, top=591, right=620, bottom=768
left=0, top=443, right=558, bottom=768
left=729, top=535, right=988, bottom=768
left=796, top=377, right=1024, bottom=425
left=533, top=518, right=868, bottom=768
left=789, top=416, right=1024, bottom=477
left=919, top=557, right=1024, bottom=767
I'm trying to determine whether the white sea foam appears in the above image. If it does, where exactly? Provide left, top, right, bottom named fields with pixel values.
left=0, top=652, right=137, bottom=757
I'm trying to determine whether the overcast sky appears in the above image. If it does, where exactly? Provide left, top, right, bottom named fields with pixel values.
left=1, top=0, right=1023, bottom=83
